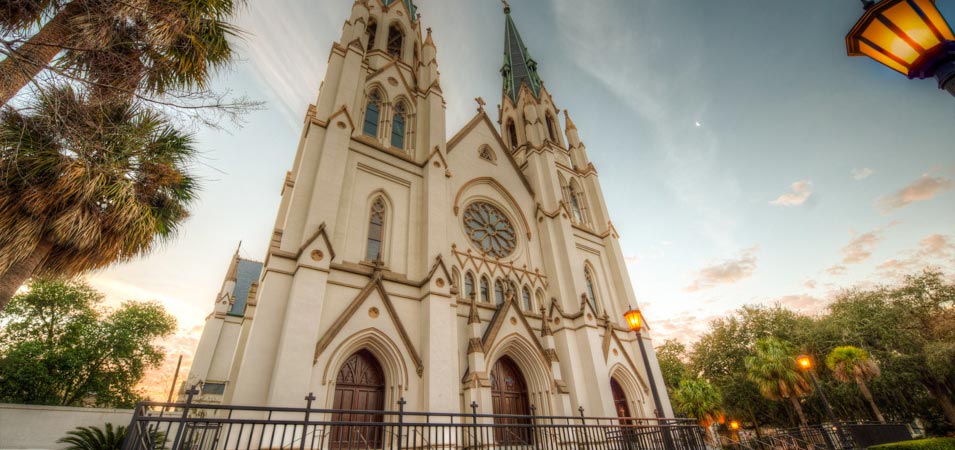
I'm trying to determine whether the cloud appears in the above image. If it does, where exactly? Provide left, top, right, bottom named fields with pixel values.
left=776, top=294, right=824, bottom=313
left=876, top=175, right=953, bottom=214
left=826, top=265, right=848, bottom=276
left=917, top=234, right=955, bottom=259
left=803, top=279, right=817, bottom=289
left=876, top=234, right=955, bottom=279
left=770, top=180, right=813, bottom=206
left=840, top=222, right=898, bottom=264
left=852, top=168, right=875, bottom=180
left=686, top=246, right=759, bottom=292
left=624, top=255, right=641, bottom=264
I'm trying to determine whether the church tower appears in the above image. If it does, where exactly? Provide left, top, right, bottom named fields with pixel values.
left=188, top=0, right=673, bottom=421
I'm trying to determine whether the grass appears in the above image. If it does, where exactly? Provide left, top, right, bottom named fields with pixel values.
left=870, top=438, right=955, bottom=450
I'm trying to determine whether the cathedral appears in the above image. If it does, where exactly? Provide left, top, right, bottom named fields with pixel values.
left=186, top=0, right=674, bottom=422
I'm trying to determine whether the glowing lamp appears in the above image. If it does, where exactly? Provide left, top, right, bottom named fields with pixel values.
left=847, top=0, right=955, bottom=95
left=797, top=354, right=813, bottom=371
left=729, top=420, right=740, bottom=431
left=623, top=308, right=643, bottom=333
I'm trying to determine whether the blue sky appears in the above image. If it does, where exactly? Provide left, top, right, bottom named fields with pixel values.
left=87, top=0, right=955, bottom=387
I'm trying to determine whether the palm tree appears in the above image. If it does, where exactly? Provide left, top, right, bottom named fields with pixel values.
left=0, top=86, right=198, bottom=309
left=826, top=345, right=886, bottom=423
left=745, top=337, right=813, bottom=427
left=672, top=378, right=724, bottom=443
left=57, top=423, right=126, bottom=450
left=0, top=0, right=243, bottom=105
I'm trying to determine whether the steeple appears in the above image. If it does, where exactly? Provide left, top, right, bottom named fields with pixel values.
left=502, top=2, right=543, bottom=102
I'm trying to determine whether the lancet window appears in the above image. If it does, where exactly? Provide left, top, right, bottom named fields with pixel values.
left=366, top=20, right=377, bottom=52
left=506, top=120, right=518, bottom=150
left=494, top=279, right=505, bottom=306
left=365, top=197, right=386, bottom=261
left=546, top=114, right=559, bottom=142
left=584, top=266, right=599, bottom=312
left=521, top=286, right=532, bottom=311
left=391, top=102, right=407, bottom=149
left=480, top=277, right=490, bottom=303
left=363, top=91, right=382, bottom=137
left=387, top=25, right=403, bottom=59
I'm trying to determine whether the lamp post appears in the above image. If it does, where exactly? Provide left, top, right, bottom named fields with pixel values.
left=729, top=420, right=741, bottom=446
left=796, top=355, right=851, bottom=450
left=623, top=307, right=675, bottom=450
left=846, top=0, right=955, bottom=96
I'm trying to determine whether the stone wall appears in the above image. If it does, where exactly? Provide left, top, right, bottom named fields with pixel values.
left=0, top=403, right=133, bottom=450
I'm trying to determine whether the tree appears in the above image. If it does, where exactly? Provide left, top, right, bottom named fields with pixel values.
left=0, top=86, right=198, bottom=309
left=745, top=337, right=813, bottom=427
left=672, top=378, right=724, bottom=443
left=0, top=0, right=244, bottom=106
left=656, top=340, right=689, bottom=396
left=0, top=279, right=176, bottom=407
left=826, top=346, right=885, bottom=423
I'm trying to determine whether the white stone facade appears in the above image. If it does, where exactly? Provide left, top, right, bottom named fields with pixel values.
left=187, top=0, right=673, bottom=420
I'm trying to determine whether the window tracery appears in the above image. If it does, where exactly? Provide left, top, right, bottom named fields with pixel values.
left=463, top=202, right=517, bottom=258
left=365, top=197, right=386, bottom=261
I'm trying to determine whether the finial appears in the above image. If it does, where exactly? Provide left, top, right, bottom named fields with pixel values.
left=860, top=0, right=875, bottom=9
left=502, top=0, right=510, bottom=14
left=475, top=97, right=486, bottom=112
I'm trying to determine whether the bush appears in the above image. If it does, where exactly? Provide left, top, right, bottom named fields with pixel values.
left=871, top=438, right=955, bottom=450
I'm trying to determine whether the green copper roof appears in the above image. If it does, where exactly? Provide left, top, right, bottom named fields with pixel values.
left=502, top=8, right=542, bottom=102
left=383, top=0, right=417, bottom=20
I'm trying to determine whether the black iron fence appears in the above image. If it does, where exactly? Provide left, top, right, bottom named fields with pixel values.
left=121, top=390, right=708, bottom=450
left=724, top=422, right=914, bottom=450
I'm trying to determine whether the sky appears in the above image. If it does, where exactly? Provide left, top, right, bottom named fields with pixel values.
left=80, top=0, right=955, bottom=398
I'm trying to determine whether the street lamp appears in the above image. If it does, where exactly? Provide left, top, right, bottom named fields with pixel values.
left=729, top=420, right=741, bottom=445
left=796, top=355, right=851, bottom=450
left=623, top=306, right=675, bottom=450
left=846, top=0, right=955, bottom=96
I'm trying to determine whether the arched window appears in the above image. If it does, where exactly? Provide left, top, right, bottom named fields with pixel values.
left=521, top=286, right=532, bottom=311
left=494, top=279, right=505, bottom=305
left=452, top=268, right=461, bottom=296
left=506, top=120, right=518, bottom=150
left=546, top=114, right=559, bottom=142
left=536, top=289, right=546, bottom=313
left=584, top=266, right=598, bottom=312
left=387, top=24, right=403, bottom=59
left=569, top=182, right=587, bottom=224
left=365, top=197, right=386, bottom=261
left=480, top=277, right=490, bottom=303
left=391, top=102, right=407, bottom=149
left=366, top=20, right=378, bottom=53
left=465, top=272, right=475, bottom=299
left=364, top=91, right=382, bottom=137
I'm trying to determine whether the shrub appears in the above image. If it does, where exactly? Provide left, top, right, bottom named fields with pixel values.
left=871, top=438, right=955, bottom=450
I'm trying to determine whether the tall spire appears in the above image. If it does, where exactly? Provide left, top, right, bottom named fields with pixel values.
left=502, top=3, right=543, bottom=102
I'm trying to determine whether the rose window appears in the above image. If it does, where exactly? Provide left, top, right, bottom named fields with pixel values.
left=463, top=202, right=517, bottom=258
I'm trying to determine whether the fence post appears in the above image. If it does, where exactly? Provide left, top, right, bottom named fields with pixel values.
left=301, top=393, right=315, bottom=450
left=170, top=385, right=198, bottom=450
left=577, top=406, right=588, bottom=450
left=120, top=403, right=143, bottom=450
left=530, top=405, right=539, bottom=450
left=470, top=401, right=479, bottom=449
left=396, top=397, right=407, bottom=450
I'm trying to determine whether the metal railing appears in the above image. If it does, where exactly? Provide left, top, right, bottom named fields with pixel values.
left=121, top=390, right=708, bottom=450
left=724, top=422, right=913, bottom=450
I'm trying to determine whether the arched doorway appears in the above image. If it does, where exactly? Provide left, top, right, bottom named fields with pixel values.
left=611, top=378, right=632, bottom=422
left=490, top=356, right=532, bottom=445
left=331, top=350, right=385, bottom=449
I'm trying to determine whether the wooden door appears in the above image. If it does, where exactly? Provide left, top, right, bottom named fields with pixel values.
left=611, top=378, right=633, bottom=424
left=331, top=350, right=385, bottom=449
left=490, top=356, right=532, bottom=445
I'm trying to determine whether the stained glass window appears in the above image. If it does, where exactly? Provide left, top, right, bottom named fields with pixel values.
left=522, top=286, right=531, bottom=311
left=480, top=277, right=490, bottom=303
left=494, top=279, right=505, bottom=306
left=465, top=272, right=475, bottom=299
left=366, top=197, right=385, bottom=261
left=391, top=103, right=406, bottom=149
left=463, top=202, right=517, bottom=258
left=364, top=92, right=381, bottom=137
left=585, top=267, right=598, bottom=312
